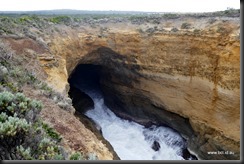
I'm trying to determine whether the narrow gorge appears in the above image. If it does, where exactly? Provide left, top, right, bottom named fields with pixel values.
left=1, top=12, right=240, bottom=160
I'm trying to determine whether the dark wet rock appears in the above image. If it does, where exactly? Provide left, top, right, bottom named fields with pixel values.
left=182, top=148, right=198, bottom=160
left=68, top=86, right=94, bottom=113
left=152, top=141, right=161, bottom=151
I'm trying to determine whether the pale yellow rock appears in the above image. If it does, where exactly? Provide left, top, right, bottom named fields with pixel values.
left=46, top=17, right=240, bottom=159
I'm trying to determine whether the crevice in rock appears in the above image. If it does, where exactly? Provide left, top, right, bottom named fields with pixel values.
left=67, top=64, right=120, bottom=160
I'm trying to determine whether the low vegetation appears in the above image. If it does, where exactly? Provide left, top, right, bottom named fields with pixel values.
left=181, top=22, right=191, bottom=29
left=0, top=8, right=240, bottom=37
left=0, top=42, right=95, bottom=160
left=0, top=91, right=64, bottom=160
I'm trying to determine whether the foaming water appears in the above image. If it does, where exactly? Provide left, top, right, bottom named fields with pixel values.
left=84, top=92, right=187, bottom=160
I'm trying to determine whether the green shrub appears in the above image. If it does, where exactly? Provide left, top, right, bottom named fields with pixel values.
left=193, top=29, right=201, bottom=34
left=0, top=91, right=65, bottom=160
left=19, top=16, right=31, bottom=23
left=54, top=154, right=65, bottom=160
left=0, top=26, right=13, bottom=34
left=0, top=82, right=18, bottom=93
left=223, top=8, right=240, bottom=17
left=171, top=27, right=179, bottom=32
left=16, top=146, right=33, bottom=160
left=49, top=16, right=72, bottom=24
left=42, top=123, right=62, bottom=142
left=0, top=113, right=30, bottom=136
left=0, top=91, right=42, bottom=122
left=69, top=152, right=83, bottom=160
left=181, top=22, right=191, bottom=29
left=163, top=13, right=180, bottom=19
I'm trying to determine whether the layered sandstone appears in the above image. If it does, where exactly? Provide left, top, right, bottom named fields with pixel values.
left=48, top=17, right=240, bottom=160
left=2, top=15, right=240, bottom=160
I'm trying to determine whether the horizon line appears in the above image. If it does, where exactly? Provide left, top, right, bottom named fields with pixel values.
left=0, top=8, right=239, bottom=14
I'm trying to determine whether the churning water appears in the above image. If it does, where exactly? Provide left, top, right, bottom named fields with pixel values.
left=84, top=91, right=188, bottom=160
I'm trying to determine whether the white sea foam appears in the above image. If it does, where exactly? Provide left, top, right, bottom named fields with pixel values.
left=85, top=93, right=185, bottom=160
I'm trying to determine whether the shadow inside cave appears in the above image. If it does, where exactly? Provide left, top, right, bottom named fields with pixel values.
left=67, top=63, right=198, bottom=160
left=68, top=64, right=104, bottom=113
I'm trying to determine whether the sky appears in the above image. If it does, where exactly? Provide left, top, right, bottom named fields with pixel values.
left=0, top=0, right=240, bottom=13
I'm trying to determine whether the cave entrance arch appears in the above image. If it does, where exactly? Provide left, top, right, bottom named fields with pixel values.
left=66, top=48, right=197, bottom=160
left=68, top=64, right=103, bottom=93
left=68, top=64, right=105, bottom=113
left=67, top=47, right=133, bottom=114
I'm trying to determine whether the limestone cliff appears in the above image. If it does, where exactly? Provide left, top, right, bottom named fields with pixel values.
left=1, top=13, right=240, bottom=160
left=48, top=16, right=240, bottom=160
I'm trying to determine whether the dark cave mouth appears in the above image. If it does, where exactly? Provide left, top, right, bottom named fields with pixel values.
left=67, top=63, right=197, bottom=160
left=67, top=63, right=188, bottom=137
left=68, top=64, right=104, bottom=113
left=68, top=64, right=103, bottom=93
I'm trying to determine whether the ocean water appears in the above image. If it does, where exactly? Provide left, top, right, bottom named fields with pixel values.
left=85, top=92, right=186, bottom=160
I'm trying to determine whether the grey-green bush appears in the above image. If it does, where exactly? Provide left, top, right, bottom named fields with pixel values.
left=0, top=91, right=65, bottom=160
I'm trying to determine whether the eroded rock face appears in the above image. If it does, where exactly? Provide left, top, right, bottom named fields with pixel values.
left=49, top=19, right=239, bottom=159
left=97, top=57, right=240, bottom=160
left=3, top=16, right=239, bottom=160
left=68, top=86, right=94, bottom=113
